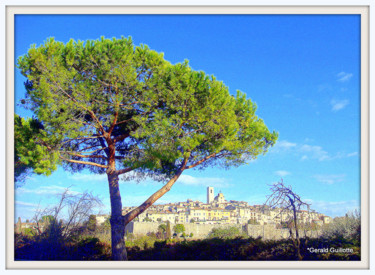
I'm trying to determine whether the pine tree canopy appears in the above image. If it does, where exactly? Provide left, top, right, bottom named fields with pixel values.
left=17, top=36, right=277, bottom=180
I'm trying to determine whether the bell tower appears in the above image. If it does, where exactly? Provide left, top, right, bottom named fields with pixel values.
left=207, top=186, right=214, bottom=204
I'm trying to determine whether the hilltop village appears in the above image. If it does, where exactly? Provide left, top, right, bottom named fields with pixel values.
left=16, top=187, right=333, bottom=240
left=96, top=187, right=332, bottom=227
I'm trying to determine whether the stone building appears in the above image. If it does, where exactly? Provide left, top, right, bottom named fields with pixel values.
left=207, top=186, right=214, bottom=204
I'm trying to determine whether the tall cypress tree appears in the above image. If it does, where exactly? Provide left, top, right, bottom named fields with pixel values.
left=166, top=221, right=171, bottom=240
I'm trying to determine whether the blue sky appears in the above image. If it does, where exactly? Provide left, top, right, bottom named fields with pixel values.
left=14, top=14, right=360, bottom=221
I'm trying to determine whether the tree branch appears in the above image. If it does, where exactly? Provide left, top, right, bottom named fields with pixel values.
left=70, top=117, right=99, bottom=129
left=123, top=155, right=190, bottom=226
left=59, top=156, right=108, bottom=169
left=53, top=80, right=106, bottom=135
left=115, top=118, right=134, bottom=126
left=66, top=152, right=106, bottom=159
left=77, top=146, right=107, bottom=154
left=113, top=133, right=130, bottom=143
left=116, top=167, right=135, bottom=176
left=108, top=106, right=119, bottom=135
left=61, top=135, right=104, bottom=146
left=185, top=152, right=217, bottom=169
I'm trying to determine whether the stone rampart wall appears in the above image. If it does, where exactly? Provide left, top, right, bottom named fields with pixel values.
left=125, top=222, right=321, bottom=240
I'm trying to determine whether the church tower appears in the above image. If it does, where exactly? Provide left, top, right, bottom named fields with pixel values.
left=207, top=186, right=214, bottom=204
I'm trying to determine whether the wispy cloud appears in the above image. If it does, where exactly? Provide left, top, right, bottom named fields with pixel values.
left=272, top=140, right=355, bottom=162
left=313, top=174, right=346, bottom=185
left=274, top=170, right=291, bottom=177
left=271, top=140, right=297, bottom=153
left=68, top=174, right=107, bottom=182
left=300, top=144, right=330, bottom=161
left=305, top=199, right=359, bottom=217
left=337, top=72, right=353, bottom=82
left=16, top=185, right=80, bottom=196
left=15, top=201, right=38, bottom=207
left=277, top=140, right=297, bottom=149
left=317, top=84, right=332, bottom=92
left=330, top=99, right=349, bottom=112
left=300, top=155, right=308, bottom=161
left=177, top=175, right=232, bottom=188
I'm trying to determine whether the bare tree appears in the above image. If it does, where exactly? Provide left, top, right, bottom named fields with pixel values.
left=31, top=188, right=103, bottom=240
left=264, top=180, right=311, bottom=260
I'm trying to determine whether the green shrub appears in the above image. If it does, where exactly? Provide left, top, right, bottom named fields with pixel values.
left=22, top=228, right=36, bottom=237
left=208, top=227, right=247, bottom=239
left=166, top=221, right=172, bottom=239
left=87, top=215, right=97, bottom=232
left=173, top=224, right=185, bottom=234
left=126, top=235, right=157, bottom=250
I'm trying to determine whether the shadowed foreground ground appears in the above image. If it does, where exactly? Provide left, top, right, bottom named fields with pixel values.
left=15, top=234, right=360, bottom=261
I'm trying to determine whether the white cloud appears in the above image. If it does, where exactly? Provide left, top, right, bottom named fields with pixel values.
left=313, top=174, right=346, bottom=185
left=300, top=144, right=330, bottom=161
left=15, top=201, right=38, bottom=207
left=330, top=99, right=349, bottom=112
left=305, top=199, right=359, bottom=217
left=274, top=170, right=291, bottom=177
left=337, top=72, right=353, bottom=82
left=347, top=152, right=359, bottom=157
left=177, top=174, right=231, bottom=188
left=269, top=139, right=356, bottom=162
left=277, top=140, right=297, bottom=149
left=16, top=185, right=80, bottom=196
left=317, top=84, right=332, bottom=92
left=300, top=155, right=308, bottom=161
left=68, top=173, right=107, bottom=182
left=271, top=140, right=297, bottom=153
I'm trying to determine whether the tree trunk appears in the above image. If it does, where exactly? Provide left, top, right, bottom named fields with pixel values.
left=107, top=171, right=127, bottom=261
left=291, top=203, right=303, bottom=260
left=123, top=156, right=190, bottom=226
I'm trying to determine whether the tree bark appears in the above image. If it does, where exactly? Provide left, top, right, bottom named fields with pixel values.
left=107, top=171, right=127, bottom=261
left=291, top=202, right=302, bottom=260
left=123, top=156, right=190, bottom=226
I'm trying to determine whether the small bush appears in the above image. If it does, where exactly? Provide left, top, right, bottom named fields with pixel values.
left=126, top=235, right=157, bottom=250
left=22, top=228, right=36, bottom=237
left=208, top=227, right=247, bottom=239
